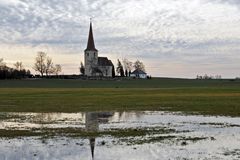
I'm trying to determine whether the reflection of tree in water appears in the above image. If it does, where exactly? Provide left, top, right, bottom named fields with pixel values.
left=85, top=112, right=114, bottom=159
left=109, top=111, right=143, bottom=122
left=121, top=111, right=142, bottom=119
left=35, top=113, right=62, bottom=124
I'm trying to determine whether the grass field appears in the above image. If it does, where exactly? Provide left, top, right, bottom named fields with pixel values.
left=0, top=78, right=240, bottom=88
left=0, top=78, right=240, bottom=116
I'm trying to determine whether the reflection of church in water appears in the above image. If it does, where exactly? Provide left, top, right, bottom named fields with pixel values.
left=85, top=112, right=114, bottom=159
left=85, top=112, right=143, bottom=159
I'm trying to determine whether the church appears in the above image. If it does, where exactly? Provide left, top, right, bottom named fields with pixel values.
left=84, top=22, right=114, bottom=77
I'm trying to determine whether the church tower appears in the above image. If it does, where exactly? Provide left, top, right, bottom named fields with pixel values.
left=84, top=21, right=98, bottom=76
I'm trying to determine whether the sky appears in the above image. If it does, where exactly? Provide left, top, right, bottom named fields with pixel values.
left=0, top=0, right=240, bottom=78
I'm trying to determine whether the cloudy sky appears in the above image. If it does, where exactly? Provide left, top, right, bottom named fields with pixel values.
left=0, top=0, right=240, bottom=78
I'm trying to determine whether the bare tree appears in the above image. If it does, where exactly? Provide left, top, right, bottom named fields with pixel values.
left=116, top=59, right=124, bottom=77
left=134, top=60, right=145, bottom=72
left=80, top=62, right=85, bottom=75
left=33, top=52, right=60, bottom=77
left=122, top=58, right=133, bottom=73
left=0, top=58, right=3, bottom=65
left=54, top=64, right=62, bottom=76
left=33, top=52, right=47, bottom=77
left=125, top=69, right=128, bottom=77
left=14, top=61, right=24, bottom=71
left=0, top=58, right=6, bottom=69
left=45, top=57, right=54, bottom=76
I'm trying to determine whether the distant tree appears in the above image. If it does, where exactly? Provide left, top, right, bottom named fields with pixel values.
left=45, top=57, right=54, bottom=76
left=33, top=52, right=47, bottom=77
left=0, top=59, right=31, bottom=79
left=203, top=74, right=213, bottom=80
left=54, top=64, right=62, bottom=76
left=116, top=59, right=124, bottom=77
left=19, top=69, right=27, bottom=78
left=122, top=58, right=133, bottom=74
left=125, top=69, right=128, bottom=77
left=215, top=75, right=222, bottom=79
left=0, top=59, right=9, bottom=79
left=33, top=52, right=59, bottom=77
left=80, top=62, right=85, bottom=75
left=0, top=58, right=6, bottom=69
left=129, top=70, right=132, bottom=77
left=14, top=61, right=24, bottom=71
left=198, top=74, right=222, bottom=80
left=26, top=70, right=31, bottom=77
left=116, top=59, right=121, bottom=76
left=134, top=60, right=145, bottom=72
left=112, top=65, right=115, bottom=78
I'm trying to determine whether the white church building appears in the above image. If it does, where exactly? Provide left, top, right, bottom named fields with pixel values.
left=84, top=22, right=114, bottom=77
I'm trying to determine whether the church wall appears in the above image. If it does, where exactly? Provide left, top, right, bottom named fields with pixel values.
left=84, top=50, right=98, bottom=76
left=98, top=66, right=113, bottom=77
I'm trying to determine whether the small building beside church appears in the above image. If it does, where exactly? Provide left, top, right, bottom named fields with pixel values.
left=84, top=22, right=114, bottom=77
left=130, top=69, right=147, bottom=79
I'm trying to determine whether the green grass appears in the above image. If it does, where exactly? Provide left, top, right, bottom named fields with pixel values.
left=0, top=78, right=240, bottom=116
left=0, top=78, right=240, bottom=88
left=0, top=127, right=175, bottom=138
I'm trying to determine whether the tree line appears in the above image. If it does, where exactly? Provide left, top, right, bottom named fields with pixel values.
left=116, top=59, right=146, bottom=77
left=0, top=52, right=62, bottom=79
left=0, top=58, right=31, bottom=79
left=196, top=74, right=222, bottom=80
left=1, top=52, right=145, bottom=79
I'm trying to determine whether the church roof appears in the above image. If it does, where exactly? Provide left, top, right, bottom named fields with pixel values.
left=98, top=57, right=114, bottom=66
left=131, top=69, right=147, bottom=75
left=85, top=22, right=98, bottom=52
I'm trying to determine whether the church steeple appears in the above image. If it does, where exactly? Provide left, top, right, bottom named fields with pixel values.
left=90, top=138, right=95, bottom=159
left=85, top=21, right=98, bottom=51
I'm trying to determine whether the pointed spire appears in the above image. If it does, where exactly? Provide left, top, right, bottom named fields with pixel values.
left=90, top=138, right=95, bottom=159
left=85, top=20, right=98, bottom=51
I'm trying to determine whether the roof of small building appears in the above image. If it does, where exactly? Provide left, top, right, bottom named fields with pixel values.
left=98, top=57, right=114, bottom=66
left=131, top=69, right=147, bottom=75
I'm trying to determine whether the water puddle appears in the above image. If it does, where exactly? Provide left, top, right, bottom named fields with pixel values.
left=0, top=111, right=240, bottom=160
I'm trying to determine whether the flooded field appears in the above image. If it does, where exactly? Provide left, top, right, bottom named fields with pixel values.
left=0, top=111, right=240, bottom=160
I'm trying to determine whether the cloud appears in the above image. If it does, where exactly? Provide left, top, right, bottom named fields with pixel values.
left=0, top=0, right=23, bottom=6
left=0, top=0, right=240, bottom=77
